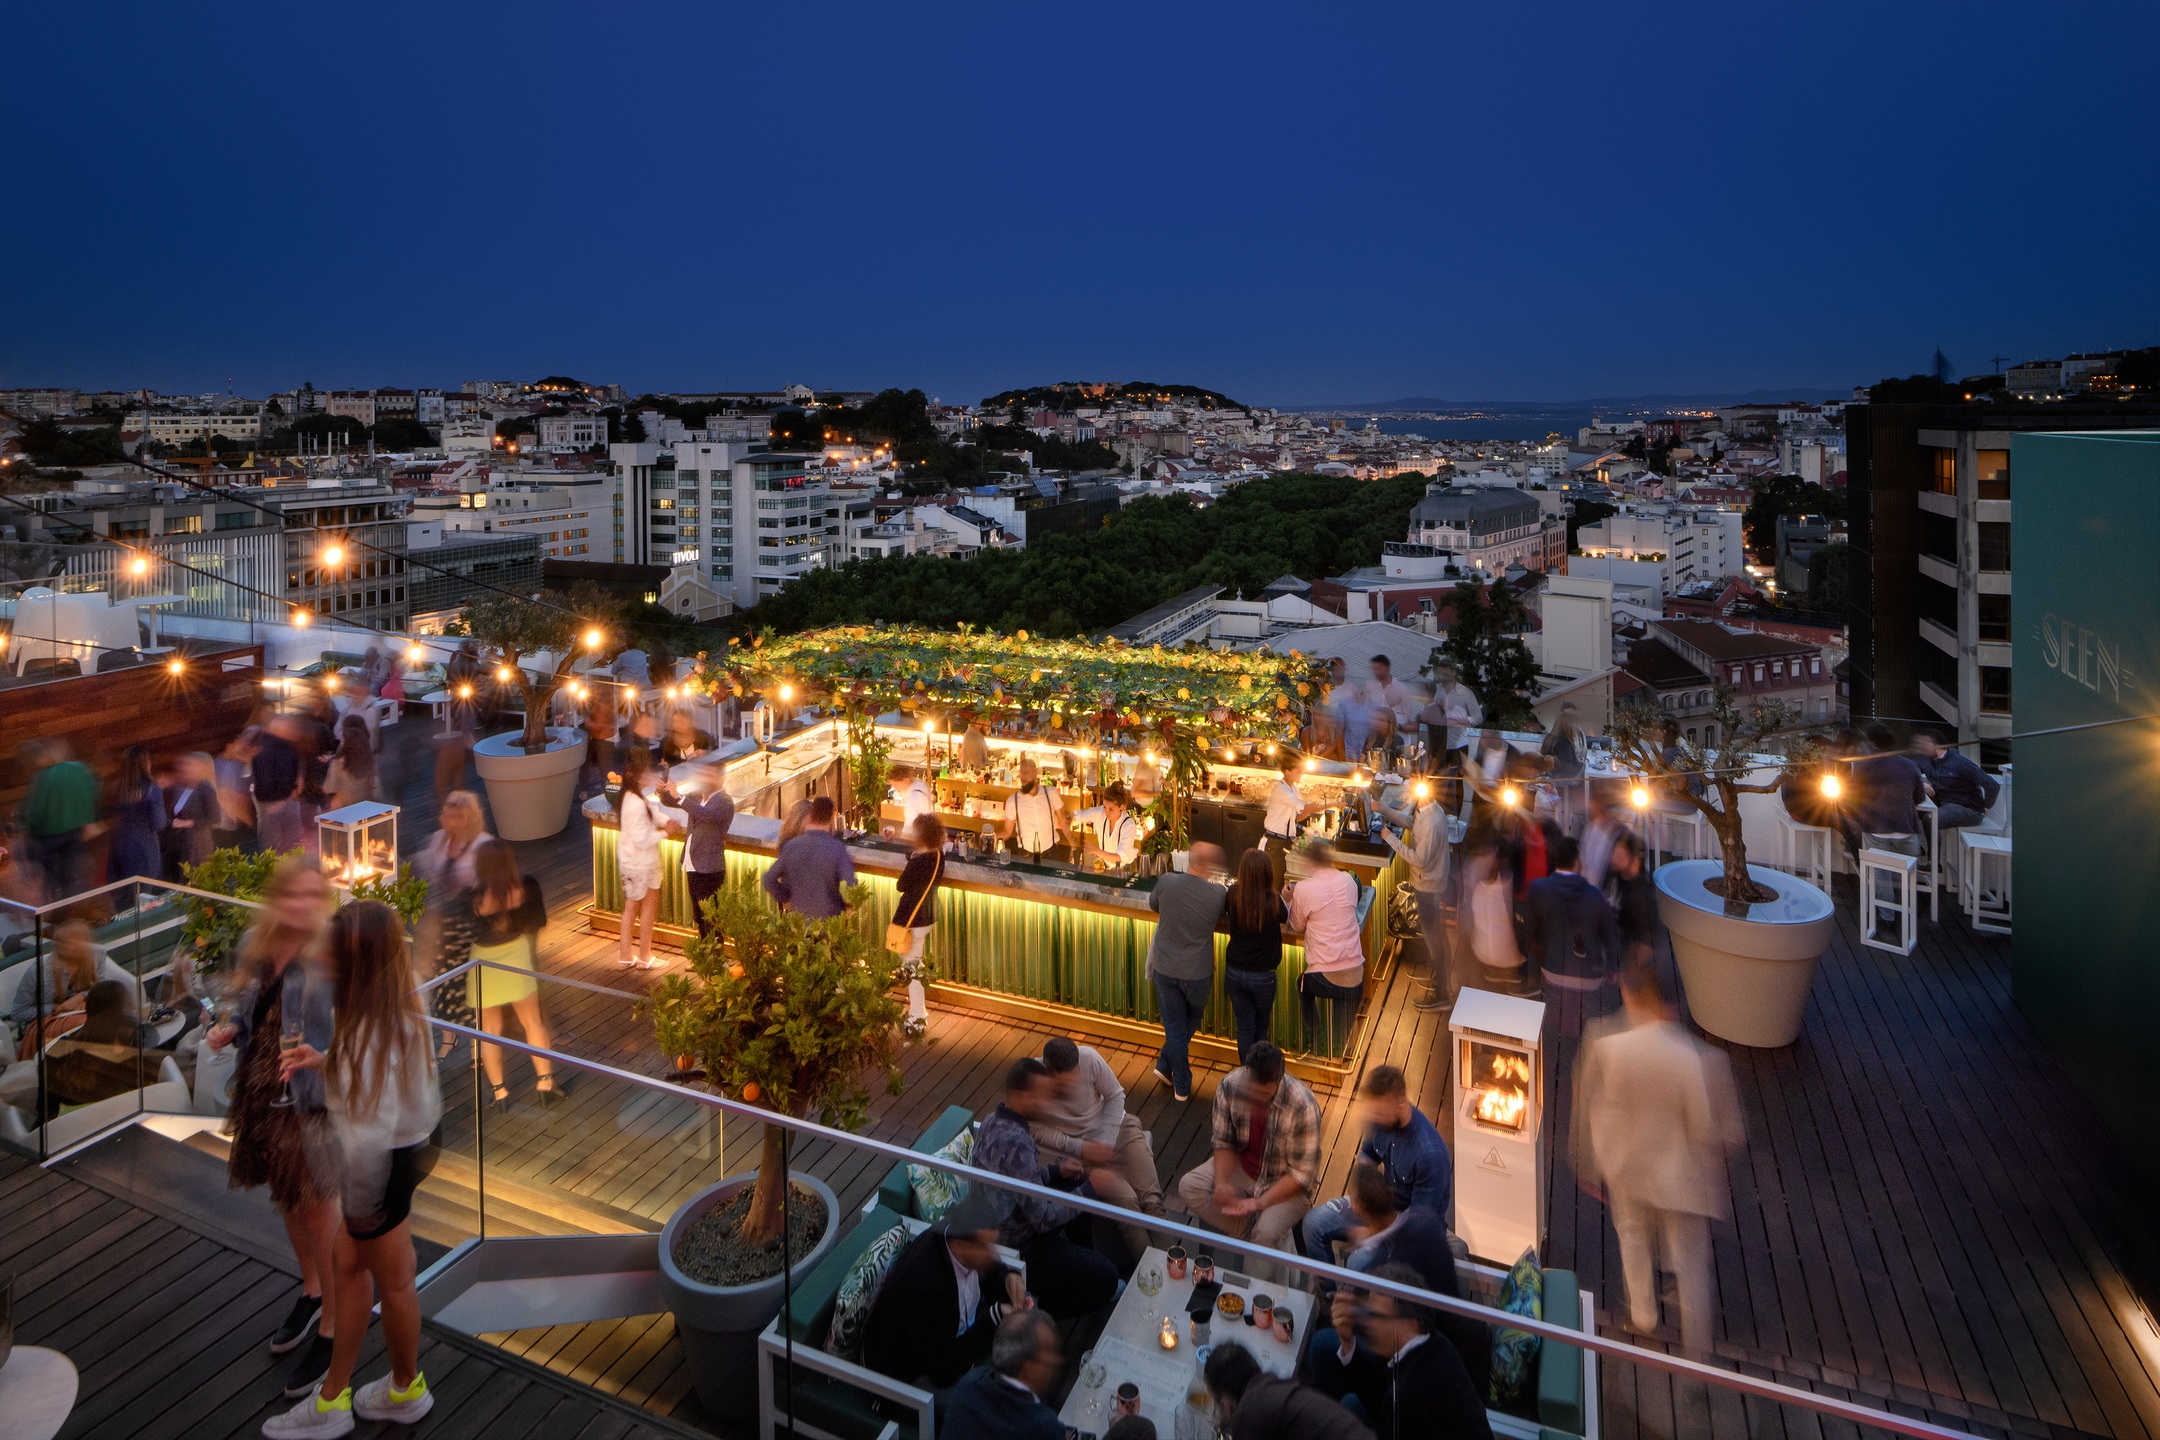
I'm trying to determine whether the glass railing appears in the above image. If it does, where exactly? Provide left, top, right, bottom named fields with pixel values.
left=0, top=876, right=254, bottom=1162
left=410, top=964, right=1982, bottom=1440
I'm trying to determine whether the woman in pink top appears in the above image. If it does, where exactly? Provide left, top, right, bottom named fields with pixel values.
left=1286, top=840, right=1365, bottom=1051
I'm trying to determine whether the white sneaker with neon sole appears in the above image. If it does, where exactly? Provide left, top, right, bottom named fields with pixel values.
left=353, top=1372, right=433, bottom=1425
left=260, top=1388, right=354, bottom=1439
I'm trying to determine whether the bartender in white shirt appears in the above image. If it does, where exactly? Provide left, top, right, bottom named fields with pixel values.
left=892, top=766, right=937, bottom=829
left=1361, top=653, right=1415, bottom=734
left=1263, top=755, right=1320, bottom=885
left=1070, top=783, right=1141, bottom=871
left=998, top=755, right=1066, bottom=862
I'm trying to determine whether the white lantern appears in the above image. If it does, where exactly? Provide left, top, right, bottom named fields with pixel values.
left=1449, top=987, right=1547, bottom=1266
left=318, top=801, right=400, bottom=893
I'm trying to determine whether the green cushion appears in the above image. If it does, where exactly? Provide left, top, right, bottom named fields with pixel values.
left=877, top=1104, right=976, bottom=1216
left=1490, top=1247, right=1544, bottom=1406
left=1535, top=1269, right=1585, bottom=1437
left=826, top=1222, right=911, bottom=1361
left=907, top=1127, right=973, bottom=1223
left=784, top=1204, right=905, bottom=1345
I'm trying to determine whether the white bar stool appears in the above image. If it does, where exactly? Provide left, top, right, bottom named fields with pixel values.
left=1914, top=800, right=1942, bottom=921
left=1775, top=810, right=1835, bottom=891
left=1652, top=806, right=1711, bottom=867
left=1858, top=847, right=1919, bottom=955
left=1960, top=832, right=2013, bottom=934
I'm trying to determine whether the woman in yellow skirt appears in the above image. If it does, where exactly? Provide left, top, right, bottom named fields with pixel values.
left=462, top=839, right=559, bottom=1110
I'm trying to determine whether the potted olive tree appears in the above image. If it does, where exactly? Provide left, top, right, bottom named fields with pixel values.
left=463, top=585, right=619, bottom=840
left=647, top=873, right=904, bottom=1419
left=1608, top=688, right=1834, bottom=1048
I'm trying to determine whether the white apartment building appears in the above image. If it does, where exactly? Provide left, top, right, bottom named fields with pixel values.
left=122, top=412, right=264, bottom=446
left=1405, top=483, right=1567, bottom=573
left=409, top=474, right=606, bottom=561
left=442, top=417, right=494, bottom=452
left=611, top=441, right=836, bottom=610
left=1575, top=504, right=1746, bottom=587
left=534, top=413, right=608, bottom=450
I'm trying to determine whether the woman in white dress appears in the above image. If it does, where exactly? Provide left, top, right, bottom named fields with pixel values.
left=614, top=746, right=666, bottom=970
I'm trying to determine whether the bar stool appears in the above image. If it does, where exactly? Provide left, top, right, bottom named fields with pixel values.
left=1653, top=806, right=1711, bottom=867
left=1774, top=810, right=1835, bottom=891
left=1960, top=832, right=2013, bottom=935
left=1857, top=847, right=1919, bottom=955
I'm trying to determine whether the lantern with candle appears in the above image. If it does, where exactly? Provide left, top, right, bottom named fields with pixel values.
left=317, top=800, right=400, bottom=893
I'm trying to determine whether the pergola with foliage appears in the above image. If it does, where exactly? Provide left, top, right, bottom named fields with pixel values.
left=695, top=624, right=1330, bottom=744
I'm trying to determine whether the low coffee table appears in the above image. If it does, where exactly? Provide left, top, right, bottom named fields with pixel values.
left=1057, top=1244, right=1314, bottom=1435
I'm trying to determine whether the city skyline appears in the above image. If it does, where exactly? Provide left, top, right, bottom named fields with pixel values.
left=4, top=2, right=2156, bottom=405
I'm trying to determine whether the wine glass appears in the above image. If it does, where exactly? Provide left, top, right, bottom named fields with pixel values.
left=1079, top=1349, right=1106, bottom=1420
left=272, top=1011, right=304, bottom=1108
left=1137, top=1263, right=1163, bottom=1298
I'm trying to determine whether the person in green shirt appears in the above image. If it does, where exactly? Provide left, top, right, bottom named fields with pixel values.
left=17, top=738, right=100, bottom=898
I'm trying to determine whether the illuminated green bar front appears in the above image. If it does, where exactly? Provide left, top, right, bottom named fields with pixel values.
left=590, top=826, right=1402, bottom=1061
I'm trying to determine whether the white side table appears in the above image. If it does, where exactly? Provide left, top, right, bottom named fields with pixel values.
left=0, top=1347, right=79, bottom=1440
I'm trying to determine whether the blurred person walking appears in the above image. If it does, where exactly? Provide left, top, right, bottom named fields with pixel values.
left=17, top=738, right=99, bottom=897
left=462, top=839, right=559, bottom=1109
left=105, top=743, right=168, bottom=884
left=1523, top=834, right=1621, bottom=1035
left=1572, top=967, right=1743, bottom=1354
left=205, top=856, right=344, bottom=1399
left=215, top=730, right=258, bottom=852
left=1379, top=780, right=1452, bottom=1011
left=413, top=790, right=489, bottom=1041
left=323, top=716, right=380, bottom=812
left=1223, top=846, right=1289, bottom=1060
left=254, top=715, right=309, bottom=854
left=434, top=643, right=480, bottom=801
left=161, top=751, right=222, bottom=878
left=261, top=900, right=441, bottom=1437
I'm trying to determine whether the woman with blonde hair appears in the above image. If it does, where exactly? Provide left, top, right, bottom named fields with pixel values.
left=263, top=900, right=442, bottom=1436
left=613, top=746, right=665, bottom=970
left=204, top=854, right=344, bottom=1401
left=776, top=796, right=813, bottom=848
left=413, top=789, right=489, bottom=1039
left=463, top=838, right=558, bottom=1109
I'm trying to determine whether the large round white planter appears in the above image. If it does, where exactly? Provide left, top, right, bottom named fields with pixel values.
left=471, top=731, right=586, bottom=841
left=1655, top=859, right=1834, bottom=1049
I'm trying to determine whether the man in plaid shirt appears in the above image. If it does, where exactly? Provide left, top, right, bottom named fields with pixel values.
left=1174, top=1041, right=1321, bottom=1251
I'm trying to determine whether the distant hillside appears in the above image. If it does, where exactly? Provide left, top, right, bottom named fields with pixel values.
left=1291, top=387, right=1850, bottom=414
left=983, top=380, right=1245, bottom=412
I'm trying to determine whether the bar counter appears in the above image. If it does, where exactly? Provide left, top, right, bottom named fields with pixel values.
left=583, top=792, right=1403, bottom=1073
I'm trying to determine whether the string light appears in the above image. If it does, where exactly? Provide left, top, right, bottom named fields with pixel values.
left=496, top=666, right=514, bottom=683
left=583, top=627, right=604, bottom=649
left=1413, top=780, right=1431, bottom=800
left=1303, top=757, right=1318, bottom=773
left=1630, top=785, right=1651, bottom=810
left=1820, top=773, right=1842, bottom=799
left=165, top=657, right=184, bottom=676
left=921, top=720, right=936, bottom=735
left=457, top=683, right=474, bottom=700
left=777, top=683, right=794, bottom=701
left=1500, top=784, right=1521, bottom=808
left=406, top=643, right=425, bottom=664
left=291, top=608, right=312, bottom=627
left=127, top=555, right=149, bottom=578
left=320, top=543, right=345, bottom=567
left=324, top=675, right=338, bottom=692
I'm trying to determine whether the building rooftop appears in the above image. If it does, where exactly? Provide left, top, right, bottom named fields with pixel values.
left=1619, top=636, right=1712, bottom=689
left=1654, top=616, right=1815, bottom=661
left=1098, top=582, right=1225, bottom=643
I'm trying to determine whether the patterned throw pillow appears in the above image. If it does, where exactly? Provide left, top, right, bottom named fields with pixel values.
left=825, top=1222, right=911, bottom=1361
left=1489, top=1246, right=1545, bottom=1405
left=908, top=1126, right=974, bottom=1222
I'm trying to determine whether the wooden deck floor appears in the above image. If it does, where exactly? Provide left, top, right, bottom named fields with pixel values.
left=369, top=721, right=2160, bottom=1440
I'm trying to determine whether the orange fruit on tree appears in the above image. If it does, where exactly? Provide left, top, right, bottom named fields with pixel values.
left=741, top=1081, right=761, bottom=1102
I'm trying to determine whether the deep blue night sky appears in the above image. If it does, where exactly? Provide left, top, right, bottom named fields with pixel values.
left=5, top=3, right=2155, bottom=407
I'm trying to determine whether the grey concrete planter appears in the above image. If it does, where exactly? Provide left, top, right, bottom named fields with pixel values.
left=1655, top=859, right=1834, bottom=1048
left=657, top=1171, right=840, bottom=1421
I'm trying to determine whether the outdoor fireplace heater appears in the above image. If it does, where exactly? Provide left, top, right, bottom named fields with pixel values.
left=1449, top=987, right=1547, bottom=1266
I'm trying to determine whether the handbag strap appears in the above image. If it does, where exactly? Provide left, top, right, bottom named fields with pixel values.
left=896, top=852, right=942, bottom=929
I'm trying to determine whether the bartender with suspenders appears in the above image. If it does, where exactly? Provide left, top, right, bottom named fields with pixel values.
left=1070, top=782, right=1142, bottom=872
left=1263, top=754, right=1319, bottom=886
left=998, top=754, right=1066, bottom=862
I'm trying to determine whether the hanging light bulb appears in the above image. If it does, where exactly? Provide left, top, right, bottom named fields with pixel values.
left=291, top=608, right=312, bottom=628
left=1820, top=773, right=1842, bottom=800
left=1630, top=784, right=1651, bottom=810
left=777, top=683, right=794, bottom=701
left=1303, top=757, right=1318, bottom=773
left=922, top=719, right=936, bottom=734
left=127, top=554, right=149, bottom=578
left=1413, top=780, right=1431, bottom=801
left=320, top=543, right=346, bottom=567
left=1500, top=784, right=1521, bottom=808
left=406, top=643, right=425, bottom=664
left=166, top=657, right=184, bottom=676
left=496, top=666, right=514, bottom=683
left=583, top=627, right=604, bottom=649
left=457, top=683, right=474, bottom=700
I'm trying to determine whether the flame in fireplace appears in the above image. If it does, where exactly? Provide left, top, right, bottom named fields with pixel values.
left=1473, top=1085, right=1526, bottom=1127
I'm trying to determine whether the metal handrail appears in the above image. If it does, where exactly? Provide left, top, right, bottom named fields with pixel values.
left=429, top=990, right=1979, bottom=1440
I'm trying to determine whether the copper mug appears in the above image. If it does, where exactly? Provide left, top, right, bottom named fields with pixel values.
left=1273, top=1308, right=1294, bottom=1344
left=1194, top=1253, right=1215, bottom=1285
left=1166, top=1245, right=1188, bottom=1281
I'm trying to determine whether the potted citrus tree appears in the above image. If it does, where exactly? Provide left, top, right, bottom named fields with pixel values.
left=1607, top=688, right=1834, bottom=1048
left=647, top=872, right=905, bottom=1419
left=462, top=583, right=620, bottom=840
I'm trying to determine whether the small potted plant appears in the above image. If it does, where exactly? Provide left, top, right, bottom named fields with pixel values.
left=1607, top=687, right=1834, bottom=1048
left=464, top=582, right=621, bottom=840
left=647, top=874, right=905, bottom=1419
left=177, top=846, right=303, bottom=977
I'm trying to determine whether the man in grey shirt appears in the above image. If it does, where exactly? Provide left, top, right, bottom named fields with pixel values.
left=1147, top=841, right=1226, bottom=1102
left=1381, top=780, right=1455, bottom=1012
left=1034, top=1036, right=1163, bottom=1263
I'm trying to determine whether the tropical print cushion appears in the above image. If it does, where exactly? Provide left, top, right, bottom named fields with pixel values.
left=908, top=1125, right=974, bottom=1221
left=825, top=1222, right=911, bottom=1361
left=1490, top=1246, right=1544, bottom=1404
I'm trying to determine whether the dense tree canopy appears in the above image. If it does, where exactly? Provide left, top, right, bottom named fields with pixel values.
left=1743, top=473, right=1844, bottom=560
left=737, top=471, right=1429, bottom=638
left=369, top=416, right=435, bottom=450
